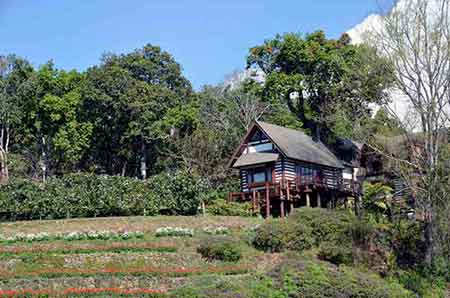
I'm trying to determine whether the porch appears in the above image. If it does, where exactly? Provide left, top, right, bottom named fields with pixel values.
left=227, top=177, right=361, bottom=218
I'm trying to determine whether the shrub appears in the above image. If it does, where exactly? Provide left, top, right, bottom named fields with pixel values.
left=148, top=170, right=205, bottom=216
left=252, top=219, right=313, bottom=253
left=206, top=199, right=254, bottom=217
left=252, top=219, right=290, bottom=252
left=390, top=220, right=426, bottom=268
left=266, top=258, right=415, bottom=298
left=289, top=208, right=355, bottom=245
left=318, top=241, right=353, bottom=265
left=197, top=238, right=242, bottom=262
left=347, top=219, right=376, bottom=247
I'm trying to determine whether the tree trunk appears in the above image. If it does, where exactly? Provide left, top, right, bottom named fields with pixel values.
left=140, top=138, right=147, bottom=179
left=40, top=136, right=49, bottom=182
left=121, top=161, right=127, bottom=177
left=0, top=125, right=9, bottom=182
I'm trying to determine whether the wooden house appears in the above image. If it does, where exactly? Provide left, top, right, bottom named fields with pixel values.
left=228, top=121, right=362, bottom=217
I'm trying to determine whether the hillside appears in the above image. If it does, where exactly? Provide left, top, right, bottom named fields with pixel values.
left=0, top=210, right=430, bottom=298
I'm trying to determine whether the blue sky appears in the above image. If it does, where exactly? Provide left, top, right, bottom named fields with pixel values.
left=0, top=1, right=393, bottom=89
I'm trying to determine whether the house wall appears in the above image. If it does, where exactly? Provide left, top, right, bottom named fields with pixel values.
left=240, top=169, right=249, bottom=192
left=239, top=159, right=343, bottom=192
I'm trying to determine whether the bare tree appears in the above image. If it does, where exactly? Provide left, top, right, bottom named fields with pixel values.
left=367, top=0, right=450, bottom=265
left=0, top=56, right=16, bottom=182
left=226, top=89, right=272, bottom=131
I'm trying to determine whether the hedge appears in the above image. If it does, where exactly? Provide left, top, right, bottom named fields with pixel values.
left=0, top=171, right=205, bottom=221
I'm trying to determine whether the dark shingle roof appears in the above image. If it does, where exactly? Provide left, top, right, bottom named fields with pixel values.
left=257, top=121, right=344, bottom=169
left=233, top=153, right=279, bottom=168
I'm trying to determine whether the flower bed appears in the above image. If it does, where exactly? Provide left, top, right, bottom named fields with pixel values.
left=0, top=242, right=177, bottom=256
left=155, top=227, right=194, bottom=237
left=0, top=287, right=166, bottom=297
left=202, top=226, right=230, bottom=235
left=0, top=231, right=144, bottom=243
left=0, top=265, right=250, bottom=279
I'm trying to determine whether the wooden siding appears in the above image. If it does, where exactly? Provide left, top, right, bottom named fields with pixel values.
left=240, top=169, right=249, bottom=192
left=294, top=161, right=342, bottom=189
left=284, top=159, right=297, bottom=181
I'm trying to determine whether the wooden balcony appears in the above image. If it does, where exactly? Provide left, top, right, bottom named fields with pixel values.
left=228, top=177, right=361, bottom=204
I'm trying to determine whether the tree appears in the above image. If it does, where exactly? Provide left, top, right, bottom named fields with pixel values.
left=366, top=0, right=450, bottom=266
left=81, top=44, right=193, bottom=178
left=247, top=31, right=393, bottom=141
left=0, top=55, right=33, bottom=182
left=17, top=62, right=91, bottom=180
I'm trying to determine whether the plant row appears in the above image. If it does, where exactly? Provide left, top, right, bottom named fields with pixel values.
left=0, top=242, right=177, bottom=256
left=0, top=265, right=250, bottom=279
left=0, top=287, right=166, bottom=297
left=0, top=231, right=144, bottom=243
left=0, top=226, right=231, bottom=244
left=155, top=226, right=230, bottom=237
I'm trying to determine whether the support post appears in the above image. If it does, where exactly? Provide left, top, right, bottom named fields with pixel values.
left=280, top=188, right=285, bottom=218
left=252, top=190, right=256, bottom=212
left=317, top=192, right=321, bottom=208
left=257, top=192, right=261, bottom=212
left=265, top=182, right=270, bottom=218
left=286, top=183, right=292, bottom=215
left=306, top=193, right=311, bottom=207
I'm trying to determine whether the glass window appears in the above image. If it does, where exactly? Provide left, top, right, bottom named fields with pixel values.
left=250, top=168, right=272, bottom=183
left=252, top=143, right=272, bottom=152
left=252, top=171, right=266, bottom=183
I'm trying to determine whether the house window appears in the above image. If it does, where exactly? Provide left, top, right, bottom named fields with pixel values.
left=249, top=167, right=272, bottom=184
left=247, top=142, right=273, bottom=153
left=296, top=166, right=322, bottom=183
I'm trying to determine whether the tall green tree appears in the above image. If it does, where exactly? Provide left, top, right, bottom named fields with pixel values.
left=17, top=62, right=91, bottom=180
left=247, top=31, right=393, bottom=141
left=81, top=44, right=193, bottom=178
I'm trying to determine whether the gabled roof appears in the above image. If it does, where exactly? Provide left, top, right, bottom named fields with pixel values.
left=255, top=121, right=344, bottom=169
left=233, top=153, right=279, bottom=168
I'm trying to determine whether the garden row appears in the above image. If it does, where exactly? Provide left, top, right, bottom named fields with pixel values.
left=0, top=226, right=231, bottom=244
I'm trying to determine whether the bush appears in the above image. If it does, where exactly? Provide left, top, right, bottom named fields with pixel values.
left=252, top=219, right=313, bottom=253
left=289, top=207, right=355, bottom=245
left=197, top=238, right=242, bottom=262
left=265, top=258, right=414, bottom=298
left=206, top=199, right=254, bottom=217
left=318, top=241, right=353, bottom=265
left=252, top=220, right=290, bottom=252
left=148, top=170, right=205, bottom=215
left=0, top=171, right=205, bottom=221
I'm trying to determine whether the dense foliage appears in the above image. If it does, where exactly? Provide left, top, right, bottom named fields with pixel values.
left=197, top=237, right=242, bottom=262
left=246, top=31, right=393, bottom=141
left=0, top=172, right=204, bottom=221
left=172, top=258, right=414, bottom=298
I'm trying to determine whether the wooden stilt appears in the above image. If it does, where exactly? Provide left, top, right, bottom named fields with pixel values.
left=306, top=193, right=311, bottom=207
left=280, top=188, right=285, bottom=218
left=265, top=182, right=270, bottom=218
left=257, top=192, right=261, bottom=212
left=252, top=190, right=256, bottom=212
left=317, top=192, right=321, bottom=208
left=286, top=184, right=292, bottom=215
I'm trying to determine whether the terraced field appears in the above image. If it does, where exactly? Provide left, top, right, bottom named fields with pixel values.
left=0, top=216, right=264, bottom=297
